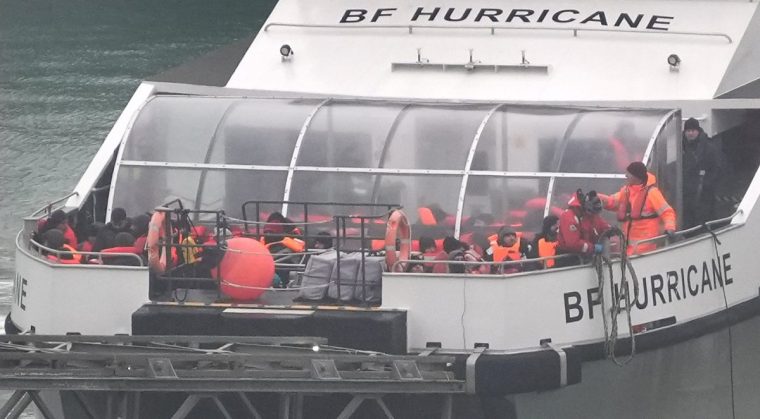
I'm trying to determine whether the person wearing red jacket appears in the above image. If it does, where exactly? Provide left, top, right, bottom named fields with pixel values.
left=556, top=190, right=610, bottom=266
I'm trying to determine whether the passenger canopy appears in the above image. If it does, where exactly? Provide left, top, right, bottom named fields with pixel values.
left=112, top=97, right=680, bottom=237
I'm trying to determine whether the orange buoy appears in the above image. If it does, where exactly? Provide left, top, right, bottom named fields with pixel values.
left=215, top=237, right=275, bottom=301
left=385, top=209, right=411, bottom=272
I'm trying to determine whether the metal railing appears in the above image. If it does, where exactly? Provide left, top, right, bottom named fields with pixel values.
left=28, top=239, right=145, bottom=267
left=631, top=209, right=742, bottom=252
left=391, top=253, right=584, bottom=274
left=29, top=191, right=79, bottom=218
left=264, top=22, right=733, bottom=43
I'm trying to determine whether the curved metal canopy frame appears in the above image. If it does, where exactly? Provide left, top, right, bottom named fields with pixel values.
left=454, top=103, right=508, bottom=238
left=281, top=98, right=331, bottom=216
left=113, top=97, right=676, bottom=233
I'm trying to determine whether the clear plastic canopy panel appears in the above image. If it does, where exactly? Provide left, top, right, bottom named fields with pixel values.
left=113, top=96, right=674, bottom=236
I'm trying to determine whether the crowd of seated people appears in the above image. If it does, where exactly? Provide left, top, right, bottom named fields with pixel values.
left=35, top=207, right=148, bottom=266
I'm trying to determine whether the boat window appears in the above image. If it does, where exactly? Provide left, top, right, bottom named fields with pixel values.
left=288, top=172, right=460, bottom=228
left=380, top=105, right=490, bottom=170
left=197, top=170, right=287, bottom=220
left=122, top=97, right=235, bottom=163
left=297, top=102, right=407, bottom=168
left=207, top=99, right=320, bottom=166
left=474, top=108, right=577, bottom=173
left=461, top=177, right=550, bottom=236
left=112, top=167, right=202, bottom=214
left=558, top=111, right=663, bottom=174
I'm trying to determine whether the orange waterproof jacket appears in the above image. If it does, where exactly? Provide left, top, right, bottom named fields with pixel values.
left=603, top=173, right=676, bottom=254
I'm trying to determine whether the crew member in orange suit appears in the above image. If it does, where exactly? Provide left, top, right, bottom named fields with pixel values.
left=602, top=161, right=677, bottom=255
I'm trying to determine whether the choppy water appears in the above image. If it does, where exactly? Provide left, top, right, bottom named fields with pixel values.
left=0, top=0, right=277, bottom=317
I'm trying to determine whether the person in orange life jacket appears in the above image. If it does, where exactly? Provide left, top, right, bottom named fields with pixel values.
left=602, top=161, right=677, bottom=255
left=557, top=190, right=611, bottom=267
left=42, top=229, right=79, bottom=263
left=106, top=207, right=132, bottom=235
left=529, top=215, right=559, bottom=269
left=41, top=209, right=78, bottom=248
left=484, top=227, right=532, bottom=273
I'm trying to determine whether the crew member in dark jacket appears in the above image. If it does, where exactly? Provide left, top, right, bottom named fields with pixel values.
left=682, top=118, right=723, bottom=229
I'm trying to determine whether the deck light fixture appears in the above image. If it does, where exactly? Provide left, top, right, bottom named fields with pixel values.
left=667, top=54, right=681, bottom=71
left=280, top=44, right=294, bottom=61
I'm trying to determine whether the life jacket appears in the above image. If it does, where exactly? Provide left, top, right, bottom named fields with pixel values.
left=537, top=238, right=558, bottom=268
left=101, top=246, right=141, bottom=265
left=418, top=207, right=437, bottom=225
left=616, top=185, right=657, bottom=222
left=181, top=236, right=200, bottom=264
left=266, top=237, right=305, bottom=253
left=63, top=244, right=82, bottom=263
left=488, top=234, right=522, bottom=262
left=46, top=244, right=81, bottom=264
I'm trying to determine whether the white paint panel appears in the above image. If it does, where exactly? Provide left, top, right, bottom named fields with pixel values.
left=228, top=0, right=756, bottom=101
left=12, top=245, right=150, bottom=335
left=384, top=219, right=753, bottom=351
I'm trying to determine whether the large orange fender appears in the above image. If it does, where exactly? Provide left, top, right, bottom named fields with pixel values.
left=385, top=210, right=411, bottom=272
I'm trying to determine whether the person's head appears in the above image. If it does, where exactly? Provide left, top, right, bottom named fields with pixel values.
left=84, top=222, right=104, bottom=242
left=582, top=191, right=603, bottom=215
left=48, top=209, right=67, bottom=232
left=92, top=228, right=116, bottom=252
left=405, top=255, right=425, bottom=273
left=419, top=236, right=437, bottom=253
left=625, top=161, right=648, bottom=186
left=43, top=229, right=65, bottom=250
left=498, top=228, right=518, bottom=247
left=131, top=214, right=150, bottom=237
left=114, top=232, right=135, bottom=247
left=443, top=236, right=464, bottom=254
left=683, top=117, right=701, bottom=141
left=111, top=207, right=127, bottom=224
left=313, top=231, right=333, bottom=249
left=541, top=215, right=560, bottom=239
left=266, top=212, right=286, bottom=223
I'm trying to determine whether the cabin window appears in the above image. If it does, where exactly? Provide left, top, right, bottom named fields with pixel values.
left=207, top=99, right=317, bottom=166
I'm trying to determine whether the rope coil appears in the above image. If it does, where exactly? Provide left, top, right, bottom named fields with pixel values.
left=593, top=227, right=639, bottom=366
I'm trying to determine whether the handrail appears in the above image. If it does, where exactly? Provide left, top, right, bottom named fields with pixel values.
left=391, top=253, right=584, bottom=273
left=264, top=22, right=733, bottom=43
left=631, top=209, right=742, bottom=249
left=29, top=192, right=79, bottom=218
left=29, top=239, right=145, bottom=267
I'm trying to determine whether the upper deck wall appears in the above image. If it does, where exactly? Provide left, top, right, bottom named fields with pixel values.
left=228, top=0, right=756, bottom=102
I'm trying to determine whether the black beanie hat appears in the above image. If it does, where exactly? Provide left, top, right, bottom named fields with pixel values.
left=684, top=117, right=700, bottom=131
left=626, top=162, right=648, bottom=184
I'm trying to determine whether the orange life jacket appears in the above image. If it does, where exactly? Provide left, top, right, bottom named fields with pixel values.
left=537, top=238, right=557, bottom=268
left=488, top=234, right=522, bottom=262
left=418, top=207, right=437, bottom=225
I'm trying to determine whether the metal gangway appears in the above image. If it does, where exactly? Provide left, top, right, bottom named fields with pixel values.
left=0, top=335, right=464, bottom=419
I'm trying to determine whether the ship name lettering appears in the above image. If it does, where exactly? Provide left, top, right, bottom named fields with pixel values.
left=339, top=7, right=674, bottom=31
left=14, top=272, right=27, bottom=311
left=564, top=252, right=732, bottom=323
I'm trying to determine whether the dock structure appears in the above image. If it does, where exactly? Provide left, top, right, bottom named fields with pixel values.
left=0, top=335, right=464, bottom=419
